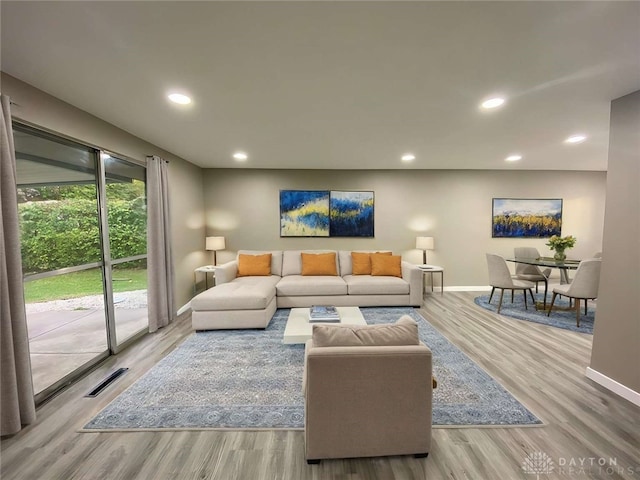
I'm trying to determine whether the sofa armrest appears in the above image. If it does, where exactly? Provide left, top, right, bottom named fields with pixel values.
left=402, top=261, right=423, bottom=306
left=215, top=260, right=238, bottom=284
left=302, top=339, right=313, bottom=394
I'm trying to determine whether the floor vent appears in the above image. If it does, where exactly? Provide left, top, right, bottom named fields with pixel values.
left=85, top=368, right=129, bottom=397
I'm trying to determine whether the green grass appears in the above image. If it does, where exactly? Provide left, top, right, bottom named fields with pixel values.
left=24, top=268, right=147, bottom=303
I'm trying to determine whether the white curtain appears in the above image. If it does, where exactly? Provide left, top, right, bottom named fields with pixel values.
left=146, top=155, right=175, bottom=332
left=0, top=95, right=36, bottom=436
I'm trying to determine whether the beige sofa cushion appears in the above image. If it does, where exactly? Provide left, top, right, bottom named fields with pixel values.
left=276, top=275, right=348, bottom=296
left=312, top=315, right=419, bottom=347
left=343, top=274, right=410, bottom=295
left=191, top=276, right=278, bottom=311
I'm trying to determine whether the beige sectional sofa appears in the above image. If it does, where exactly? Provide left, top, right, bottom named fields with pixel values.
left=191, top=250, right=423, bottom=330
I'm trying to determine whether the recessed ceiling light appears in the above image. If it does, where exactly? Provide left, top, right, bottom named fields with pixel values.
left=565, top=134, right=587, bottom=144
left=401, top=154, right=416, bottom=162
left=168, top=93, right=192, bottom=105
left=505, top=154, right=522, bottom=162
left=481, top=97, right=506, bottom=110
left=233, top=152, right=248, bottom=161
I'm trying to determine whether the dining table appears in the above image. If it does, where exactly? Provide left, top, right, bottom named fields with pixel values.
left=506, top=256, right=580, bottom=285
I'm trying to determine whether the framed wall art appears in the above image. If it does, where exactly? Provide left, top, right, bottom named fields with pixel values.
left=329, top=190, right=374, bottom=237
left=279, top=190, right=375, bottom=237
left=492, top=198, right=562, bottom=238
left=280, top=190, right=330, bottom=237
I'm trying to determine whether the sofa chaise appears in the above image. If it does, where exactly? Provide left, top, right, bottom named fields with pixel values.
left=191, top=250, right=423, bottom=330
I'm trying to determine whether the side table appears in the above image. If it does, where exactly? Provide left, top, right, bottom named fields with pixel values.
left=194, top=265, right=217, bottom=292
left=417, top=265, right=444, bottom=296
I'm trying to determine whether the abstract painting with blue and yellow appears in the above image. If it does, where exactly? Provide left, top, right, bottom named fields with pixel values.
left=280, top=190, right=330, bottom=237
left=330, top=191, right=374, bottom=237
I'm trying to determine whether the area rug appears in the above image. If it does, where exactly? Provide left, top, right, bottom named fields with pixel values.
left=474, top=293, right=594, bottom=334
left=83, top=308, right=541, bottom=431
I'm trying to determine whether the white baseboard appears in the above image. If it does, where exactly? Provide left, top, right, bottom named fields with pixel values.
left=177, top=302, right=192, bottom=317
left=442, top=286, right=493, bottom=292
left=585, top=367, right=640, bottom=407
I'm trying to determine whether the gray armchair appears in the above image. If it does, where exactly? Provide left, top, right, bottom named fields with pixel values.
left=548, top=258, right=601, bottom=326
left=303, top=317, right=432, bottom=463
left=486, top=253, right=535, bottom=314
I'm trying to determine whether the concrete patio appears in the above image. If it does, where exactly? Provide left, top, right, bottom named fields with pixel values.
left=26, top=291, right=148, bottom=395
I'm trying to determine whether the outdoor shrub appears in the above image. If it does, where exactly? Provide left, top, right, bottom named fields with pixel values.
left=19, top=197, right=146, bottom=274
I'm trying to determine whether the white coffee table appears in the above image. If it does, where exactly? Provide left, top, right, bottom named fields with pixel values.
left=283, top=306, right=367, bottom=344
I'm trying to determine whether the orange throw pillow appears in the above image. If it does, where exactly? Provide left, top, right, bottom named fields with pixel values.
left=351, top=252, right=372, bottom=275
left=371, top=254, right=402, bottom=277
left=301, top=252, right=338, bottom=276
left=351, top=251, right=392, bottom=275
left=237, top=253, right=272, bottom=276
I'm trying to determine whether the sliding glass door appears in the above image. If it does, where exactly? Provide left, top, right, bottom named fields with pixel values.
left=103, top=155, right=148, bottom=346
left=14, top=124, right=147, bottom=402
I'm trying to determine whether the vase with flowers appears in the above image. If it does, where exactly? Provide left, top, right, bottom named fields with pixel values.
left=546, top=235, right=577, bottom=261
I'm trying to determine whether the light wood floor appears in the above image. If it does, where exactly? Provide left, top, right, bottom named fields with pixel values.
left=2, top=292, right=639, bottom=480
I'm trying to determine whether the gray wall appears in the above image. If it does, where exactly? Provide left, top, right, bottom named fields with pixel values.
left=204, top=168, right=606, bottom=287
left=1, top=73, right=207, bottom=309
left=590, top=90, right=640, bottom=393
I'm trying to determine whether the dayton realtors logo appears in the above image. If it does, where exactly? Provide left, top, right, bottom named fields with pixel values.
left=522, top=452, right=638, bottom=477
left=522, top=452, right=555, bottom=479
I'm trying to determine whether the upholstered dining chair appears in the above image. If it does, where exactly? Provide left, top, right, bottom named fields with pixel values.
left=514, top=247, right=552, bottom=307
left=547, top=258, right=602, bottom=327
left=486, top=253, right=536, bottom=314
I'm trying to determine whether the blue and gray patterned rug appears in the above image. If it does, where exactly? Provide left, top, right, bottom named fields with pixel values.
left=83, top=307, right=541, bottom=431
left=474, top=293, right=595, bottom=334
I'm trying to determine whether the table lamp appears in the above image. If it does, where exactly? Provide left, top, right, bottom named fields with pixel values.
left=206, top=236, right=226, bottom=266
left=416, top=236, right=434, bottom=264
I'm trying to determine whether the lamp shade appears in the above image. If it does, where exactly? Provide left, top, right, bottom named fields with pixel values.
left=416, top=236, right=434, bottom=250
left=206, top=236, right=225, bottom=251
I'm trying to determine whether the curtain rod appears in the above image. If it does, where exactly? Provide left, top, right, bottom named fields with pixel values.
left=147, top=155, right=170, bottom=164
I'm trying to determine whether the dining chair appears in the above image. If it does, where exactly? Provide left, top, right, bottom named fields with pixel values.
left=513, top=247, right=552, bottom=307
left=486, top=253, right=536, bottom=314
left=547, top=258, right=602, bottom=327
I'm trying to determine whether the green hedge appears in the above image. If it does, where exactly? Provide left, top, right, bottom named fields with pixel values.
left=19, top=198, right=146, bottom=274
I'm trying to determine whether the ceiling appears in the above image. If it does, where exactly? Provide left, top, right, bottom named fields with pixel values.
left=2, top=2, right=639, bottom=171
